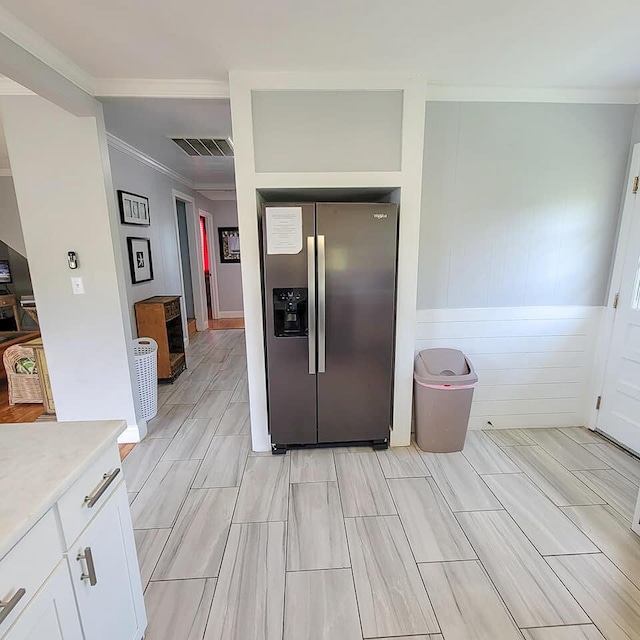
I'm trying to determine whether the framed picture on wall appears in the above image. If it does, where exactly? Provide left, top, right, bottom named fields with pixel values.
left=218, top=227, right=241, bottom=263
left=127, top=237, right=154, bottom=284
left=118, top=190, right=151, bottom=226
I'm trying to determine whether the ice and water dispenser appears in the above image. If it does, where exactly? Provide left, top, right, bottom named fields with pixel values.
left=272, top=288, right=308, bottom=337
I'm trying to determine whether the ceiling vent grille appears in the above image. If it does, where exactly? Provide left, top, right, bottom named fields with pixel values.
left=171, top=137, right=234, bottom=157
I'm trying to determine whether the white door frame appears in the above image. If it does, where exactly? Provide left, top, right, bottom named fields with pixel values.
left=199, top=208, right=221, bottom=320
left=588, top=143, right=640, bottom=432
left=171, top=189, right=208, bottom=342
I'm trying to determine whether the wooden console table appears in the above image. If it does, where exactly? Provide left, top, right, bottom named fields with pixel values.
left=0, top=293, right=21, bottom=330
left=134, top=295, right=186, bottom=381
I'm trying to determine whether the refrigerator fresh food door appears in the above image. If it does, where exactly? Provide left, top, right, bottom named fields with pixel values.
left=262, top=203, right=317, bottom=445
left=316, top=202, right=398, bottom=443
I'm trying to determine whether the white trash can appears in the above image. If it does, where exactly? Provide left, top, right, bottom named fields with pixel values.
left=133, top=337, right=158, bottom=421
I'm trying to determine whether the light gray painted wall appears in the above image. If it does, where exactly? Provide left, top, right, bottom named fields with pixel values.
left=632, top=105, right=640, bottom=144
left=252, top=90, right=403, bottom=173
left=204, top=199, right=244, bottom=314
left=0, top=176, right=26, bottom=257
left=418, top=102, right=636, bottom=309
left=109, top=147, right=206, bottom=334
left=1, top=95, right=139, bottom=429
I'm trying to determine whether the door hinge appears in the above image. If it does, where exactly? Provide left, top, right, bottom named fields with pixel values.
left=613, top=292, right=619, bottom=309
left=596, top=395, right=602, bottom=410
left=634, top=176, right=639, bottom=194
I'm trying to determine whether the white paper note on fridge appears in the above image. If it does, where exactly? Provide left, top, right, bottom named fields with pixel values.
left=266, top=206, right=303, bottom=254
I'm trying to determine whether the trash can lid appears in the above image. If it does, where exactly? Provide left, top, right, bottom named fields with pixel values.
left=414, top=348, right=478, bottom=386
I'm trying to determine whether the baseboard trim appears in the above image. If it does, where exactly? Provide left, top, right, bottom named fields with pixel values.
left=217, top=311, right=244, bottom=319
left=117, top=424, right=142, bottom=444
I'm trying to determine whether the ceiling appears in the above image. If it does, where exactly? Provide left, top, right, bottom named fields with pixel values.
left=2, top=1, right=640, bottom=88
left=101, top=97, right=234, bottom=185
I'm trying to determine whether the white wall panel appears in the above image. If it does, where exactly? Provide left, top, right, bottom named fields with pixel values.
left=416, top=335, right=588, bottom=354
left=418, top=102, right=636, bottom=309
left=415, top=306, right=602, bottom=430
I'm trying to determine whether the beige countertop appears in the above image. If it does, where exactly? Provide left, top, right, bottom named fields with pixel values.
left=0, top=420, right=126, bottom=560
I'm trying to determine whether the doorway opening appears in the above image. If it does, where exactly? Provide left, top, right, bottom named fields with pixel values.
left=198, top=208, right=244, bottom=330
left=175, top=197, right=197, bottom=337
left=200, top=215, right=213, bottom=321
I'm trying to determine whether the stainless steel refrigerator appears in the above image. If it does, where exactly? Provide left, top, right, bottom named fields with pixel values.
left=262, top=202, right=398, bottom=451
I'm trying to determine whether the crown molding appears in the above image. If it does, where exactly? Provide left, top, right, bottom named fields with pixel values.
left=196, top=189, right=237, bottom=201
left=193, top=182, right=236, bottom=190
left=94, top=78, right=230, bottom=99
left=425, top=84, right=640, bottom=104
left=0, top=6, right=94, bottom=95
left=106, top=133, right=193, bottom=188
left=0, top=77, right=34, bottom=95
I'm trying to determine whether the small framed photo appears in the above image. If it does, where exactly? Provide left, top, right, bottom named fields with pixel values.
left=218, top=227, right=240, bottom=263
left=118, top=190, right=150, bottom=226
left=127, top=237, right=154, bottom=284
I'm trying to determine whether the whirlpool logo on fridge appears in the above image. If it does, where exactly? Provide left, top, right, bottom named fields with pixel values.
left=373, top=213, right=388, bottom=220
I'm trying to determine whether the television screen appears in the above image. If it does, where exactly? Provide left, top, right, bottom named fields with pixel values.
left=0, top=260, right=12, bottom=284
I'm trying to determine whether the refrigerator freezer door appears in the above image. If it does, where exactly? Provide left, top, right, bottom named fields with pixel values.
left=316, top=203, right=398, bottom=443
left=262, top=203, right=317, bottom=445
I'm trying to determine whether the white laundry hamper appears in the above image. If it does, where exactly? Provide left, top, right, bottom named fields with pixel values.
left=133, top=337, right=158, bottom=421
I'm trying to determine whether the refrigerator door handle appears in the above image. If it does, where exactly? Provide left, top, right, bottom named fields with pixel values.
left=307, top=235, right=316, bottom=374
left=318, top=235, right=326, bottom=373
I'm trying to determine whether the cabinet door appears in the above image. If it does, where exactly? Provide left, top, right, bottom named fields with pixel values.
left=69, top=485, right=145, bottom=640
left=3, top=563, right=82, bottom=640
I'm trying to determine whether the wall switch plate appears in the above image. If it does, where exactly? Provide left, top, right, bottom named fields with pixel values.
left=71, top=277, right=84, bottom=295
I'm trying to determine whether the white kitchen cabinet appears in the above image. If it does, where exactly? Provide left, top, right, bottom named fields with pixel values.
left=68, top=486, right=143, bottom=640
left=0, top=422, right=147, bottom=640
left=3, top=563, right=83, bottom=640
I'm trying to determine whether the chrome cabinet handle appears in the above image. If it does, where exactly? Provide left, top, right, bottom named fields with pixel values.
left=317, top=235, right=326, bottom=373
left=307, top=236, right=316, bottom=374
left=77, top=547, right=98, bottom=586
left=84, top=468, right=120, bottom=508
left=0, top=589, right=26, bottom=626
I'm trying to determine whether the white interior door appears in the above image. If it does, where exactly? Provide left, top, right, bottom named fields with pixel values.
left=597, top=148, right=640, bottom=454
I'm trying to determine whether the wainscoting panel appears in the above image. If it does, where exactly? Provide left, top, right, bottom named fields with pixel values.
left=415, top=307, right=602, bottom=430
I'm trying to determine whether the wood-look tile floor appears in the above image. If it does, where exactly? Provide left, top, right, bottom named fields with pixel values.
left=125, top=329, right=640, bottom=640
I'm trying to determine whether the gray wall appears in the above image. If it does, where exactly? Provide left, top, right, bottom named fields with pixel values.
left=632, top=105, right=640, bottom=144
left=417, top=102, right=636, bottom=309
left=0, top=176, right=26, bottom=257
left=252, top=90, right=403, bottom=173
left=205, top=199, right=244, bottom=314
left=109, top=147, right=212, bottom=334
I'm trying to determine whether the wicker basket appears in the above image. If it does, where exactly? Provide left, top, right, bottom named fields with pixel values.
left=3, top=344, right=43, bottom=405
